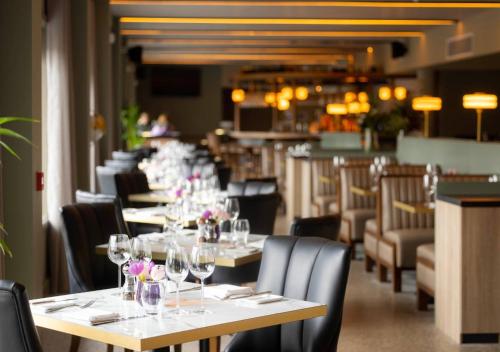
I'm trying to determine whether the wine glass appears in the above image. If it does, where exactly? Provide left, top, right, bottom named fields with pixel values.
left=189, top=245, right=216, bottom=314
left=131, top=237, right=152, bottom=263
left=224, top=198, right=240, bottom=243
left=165, top=244, right=189, bottom=314
left=107, top=234, right=131, bottom=289
left=234, top=219, right=250, bottom=246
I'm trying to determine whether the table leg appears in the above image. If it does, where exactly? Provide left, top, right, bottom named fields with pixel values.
left=209, top=337, right=220, bottom=352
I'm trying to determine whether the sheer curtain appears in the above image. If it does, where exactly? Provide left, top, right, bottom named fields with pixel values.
left=45, top=0, right=76, bottom=293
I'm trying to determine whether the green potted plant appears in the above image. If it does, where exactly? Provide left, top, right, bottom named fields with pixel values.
left=121, top=105, right=144, bottom=150
left=0, top=117, right=37, bottom=257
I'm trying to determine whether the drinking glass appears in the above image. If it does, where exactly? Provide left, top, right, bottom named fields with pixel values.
left=141, top=280, right=166, bottom=315
left=224, top=198, right=240, bottom=242
left=107, top=234, right=131, bottom=289
left=131, top=237, right=152, bottom=263
left=165, top=244, right=189, bottom=314
left=189, top=245, right=216, bottom=313
left=234, top=219, right=250, bottom=246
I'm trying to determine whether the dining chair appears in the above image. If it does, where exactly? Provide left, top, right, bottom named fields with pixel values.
left=75, top=190, right=129, bottom=235
left=216, top=165, right=231, bottom=191
left=105, top=159, right=138, bottom=172
left=225, top=236, right=351, bottom=352
left=289, top=215, right=341, bottom=240
left=230, top=193, right=280, bottom=234
left=114, top=172, right=151, bottom=208
left=96, top=166, right=127, bottom=195
left=227, top=180, right=277, bottom=197
left=0, top=280, right=43, bottom=352
left=311, top=158, right=337, bottom=216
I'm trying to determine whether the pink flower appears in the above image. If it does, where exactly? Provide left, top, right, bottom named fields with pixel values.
left=150, top=265, right=166, bottom=281
left=187, top=175, right=195, bottom=182
left=175, top=188, right=183, bottom=198
left=202, top=210, right=213, bottom=220
left=128, top=261, right=144, bottom=276
left=193, top=172, right=201, bottom=179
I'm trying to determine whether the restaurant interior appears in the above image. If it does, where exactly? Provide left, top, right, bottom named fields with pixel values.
left=1, top=1, right=500, bottom=351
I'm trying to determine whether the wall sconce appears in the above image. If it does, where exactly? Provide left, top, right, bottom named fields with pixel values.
left=463, top=92, right=498, bottom=142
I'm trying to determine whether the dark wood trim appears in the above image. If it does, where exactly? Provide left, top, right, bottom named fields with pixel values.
left=461, top=334, right=499, bottom=344
left=437, top=194, right=500, bottom=207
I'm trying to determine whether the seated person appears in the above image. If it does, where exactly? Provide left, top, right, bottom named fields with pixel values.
left=150, top=113, right=175, bottom=137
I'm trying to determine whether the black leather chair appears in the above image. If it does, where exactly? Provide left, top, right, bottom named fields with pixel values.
left=0, top=280, right=43, bottom=352
left=289, top=215, right=341, bottom=241
left=75, top=190, right=129, bottom=235
left=231, top=193, right=280, bottom=234
left=216, top=166, right=231, bottom=191
left=60, top=203, right=120, bottom=293
left=114, top=172, right=150, bottom=208
left=226, top=236, right=351, bottom=352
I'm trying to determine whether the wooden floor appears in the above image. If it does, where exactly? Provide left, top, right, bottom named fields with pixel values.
left=38, top=216, right=500, bottom=351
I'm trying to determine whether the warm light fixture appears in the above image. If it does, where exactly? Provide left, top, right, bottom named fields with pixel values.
left=264, top=92, right=276, bottom=105
left=215, top=128, right=225, bottom=136
left=367, top=46, right=374, bottom=54
left=327, top=103, right=347, bottom=115
left=277, top=98, right=290, bottom=111
left=412, top=96, right=442, bottom=138
left=360, top=102, right=371, bottom=113
left=378, top=86, right=391, bottom=101
left=120, top=29, right=426, bottom=38
left=315, top=85, right=323, bottom=93
left=120, top=17, right=455, bottom=26
left=358, top=92, right=369, bottom=103
left=231, top=88, right=246, bottom=103
left=280, top=86, right=294, bottom=100
left=112, top=1, right=500, bottom=9
left=394, top=86, right=407, bottom=101
left=463, top=93, right=498, bottom=142
left=344, top=92, right=357, bottom=103
left=295, top=86, right=309, bottom=101
left=347, top=101, right=361, bottom=114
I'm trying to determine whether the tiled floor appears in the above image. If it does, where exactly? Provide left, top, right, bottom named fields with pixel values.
left=39, top=216, right=500, bottom=351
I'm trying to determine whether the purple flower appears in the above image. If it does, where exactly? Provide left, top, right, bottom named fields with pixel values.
left=175, top=188, right=183, bottom=198
left=202, top=210, right=213, bottom=219
left=187, top=175, right=195, bottom=182
left=193, top=172, right=201, bottom=179
left=128, top=261, right=144, bottom=276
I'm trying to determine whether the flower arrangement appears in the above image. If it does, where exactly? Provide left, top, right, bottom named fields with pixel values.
left=128, top=260, right=166, bottom=282
left=196, top=209, right=230, bottom=243
left=174, top=188, right=183, bottom=198
left=187, top=172, right=201, bottom=183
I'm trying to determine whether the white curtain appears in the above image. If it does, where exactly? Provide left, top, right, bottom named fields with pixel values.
left=45, top=0, right=76, bottom=293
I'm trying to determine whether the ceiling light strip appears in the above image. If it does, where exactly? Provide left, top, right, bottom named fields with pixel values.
left=120, top=17, right=455, bottom=25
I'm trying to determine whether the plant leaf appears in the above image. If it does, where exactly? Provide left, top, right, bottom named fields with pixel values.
left=0, top=117, right=39, bottom=125
left=0, top=127, right=33, bottom=146
left=0, top=238, right=12, bottom=258
left=0, top=140, right=21, bottom=159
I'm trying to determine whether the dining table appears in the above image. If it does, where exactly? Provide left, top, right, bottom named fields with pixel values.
left=30, top=287, right=326, bottom=351
left=96, top=231, right=267, bottom=268
left=123, top=207, right=198, bottom=228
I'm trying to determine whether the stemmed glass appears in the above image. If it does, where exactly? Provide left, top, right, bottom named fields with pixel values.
left=165, top=244, right=189, bottom=315
left=131, top=237, right=152, bottom=263
left=107, top=234, right=131, bottom=289
left=234, top=219, right=250, bottom=246
left=189, top=245, right=216, bottom=314
left=224, top=198, right=240, bottom=243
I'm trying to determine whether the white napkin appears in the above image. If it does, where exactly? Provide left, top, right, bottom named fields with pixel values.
left=139, top=232, right=166, bottom=242
left=237, top=294, right=284, bottom=307
left=204, top=284, right=253, bottom=300
left=62, top=308, right=120, bottom=325
left=247, top=239, right=266, bottom=249
left=224, top=247, right=259, bottom=257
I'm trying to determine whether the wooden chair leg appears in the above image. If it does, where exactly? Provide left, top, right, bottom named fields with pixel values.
left=392, top=267, right=402, bottom=292
left=174, top=344, right=182, bottom=352
left=365, top=255, right=374, bottom=272
left=69, top=336, right=80, bottom=352
left=417, top=289, right=433, bottom=311
left=377, top=262, right=387, bottom=282
left=106, top=345, right=113, bottom=352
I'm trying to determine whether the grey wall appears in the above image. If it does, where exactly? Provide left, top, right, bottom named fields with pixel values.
left=137, top=65, right=222, bottom=140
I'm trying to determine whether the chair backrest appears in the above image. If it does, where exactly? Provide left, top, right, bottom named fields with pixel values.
left=312, top=158, right=336, bottom=198
left=384, top=164, right=427, bottom=176
left=226, top=236, right=351, bottom=352
left=60, top=203, right=121, bottom=293
left=339, top=165, right=376, bottom=211
left=112, top=150, right=141, bottom=161
left=216, top=166, right=231, bottom=191
left=229, top=193, right=280, bottom=234
left=379, top=175, right=433, bottom=234
left=0, top=280, right=43, bottom=352
left=104, top=159, right=138, bottom=172
left=96, top=166, right=120, bottom=195
left=289, top=215, right=341, bottom=240
left=227, top=180, right=278, bottom=197
left=114, top=172, right=150, bottom=208
left=75, top=190, right=129, bottom=235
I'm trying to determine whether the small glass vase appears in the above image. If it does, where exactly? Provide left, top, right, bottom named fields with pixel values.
left=141, top=280, right=165, bottom=315
left=135, top=278, right=143, bottom=306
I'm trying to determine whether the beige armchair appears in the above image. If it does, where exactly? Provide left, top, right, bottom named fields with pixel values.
left=377, top=175, right=434, bottom=292
left=311, top=158, right=337, bottom=216
left=364, top=165, right=427, bottom=273
left=338, top=165, right=376, bottom=258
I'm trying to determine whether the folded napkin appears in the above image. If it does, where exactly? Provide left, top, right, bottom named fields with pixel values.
left=62, top=308, right=120, bottom=325
left=204, top=285, right=253, bottom=300
left=139, top=232, right=166, bottom=242
left=237, top=294, right=284, bottom=307
left=224, top=247, right=259, bottom=258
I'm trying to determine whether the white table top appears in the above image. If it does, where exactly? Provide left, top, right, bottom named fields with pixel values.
left=96, top=231, right=267, bottom=268
left=31, top=287, right=326, bottom=351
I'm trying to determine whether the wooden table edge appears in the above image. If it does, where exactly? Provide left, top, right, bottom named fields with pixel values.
left=350, top=186, right=376, bottom=197
left=393, top=200, right=434, bottom=214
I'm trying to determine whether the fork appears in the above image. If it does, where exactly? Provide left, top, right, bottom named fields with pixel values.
left=46, top=299, right=96, bottom=313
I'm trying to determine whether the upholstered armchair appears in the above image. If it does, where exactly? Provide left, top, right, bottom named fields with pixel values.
left=311, top=158, right=337, bottom=216
left=338, top=165, right=376, bottom=257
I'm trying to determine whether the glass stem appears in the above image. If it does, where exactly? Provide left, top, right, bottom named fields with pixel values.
left=200, top=279, right=205, bottom=310
left=176, top=282, right=180, bottom=309
left=118, top=264, right=122, bottom=289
